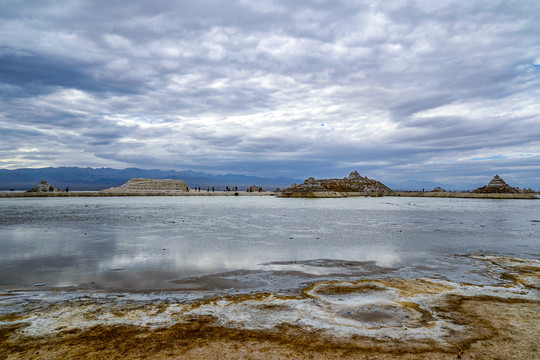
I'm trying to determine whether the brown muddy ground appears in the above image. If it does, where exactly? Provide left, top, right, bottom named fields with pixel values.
left=1, top=295, right=538, bottom=359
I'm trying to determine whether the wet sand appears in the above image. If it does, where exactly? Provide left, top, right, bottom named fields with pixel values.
left=1, top=255, right=538, bottom=359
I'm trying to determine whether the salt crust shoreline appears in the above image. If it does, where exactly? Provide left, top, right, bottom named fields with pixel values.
left=0, top=191, right=537, bottom=199
left=0, top=191, right=277, bottom=197
left=391, top=191, right=539, bottom=199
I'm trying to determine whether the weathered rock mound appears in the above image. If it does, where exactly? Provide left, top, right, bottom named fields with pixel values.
left=282, top=171, right=393, bottom=196
left=26, top=180, right=65, bottom=193
left=431, top=187, right=446, bottom=192
left=101, top=178, right=188, bottom=193
left=472, top=175, right=521, bottom=194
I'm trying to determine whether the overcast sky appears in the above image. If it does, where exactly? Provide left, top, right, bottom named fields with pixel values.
left=1, top=0, right=539, bottom=187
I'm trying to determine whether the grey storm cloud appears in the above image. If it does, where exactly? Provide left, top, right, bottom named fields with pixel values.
left=1, top=0, right=539, bottom=187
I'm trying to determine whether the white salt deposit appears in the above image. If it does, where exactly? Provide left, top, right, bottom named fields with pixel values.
left=2, top=255, right=537, bottom=343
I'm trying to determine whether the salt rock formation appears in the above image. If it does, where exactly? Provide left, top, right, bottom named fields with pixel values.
left=284, top=171, right=393, bottom=195
left=101, top=178, right=188, bottom=193
left=432, top=187, right=447, bottom=192
left=26, top=180, right=64, bottom=192
left=472, top=175, right=521, bottom=194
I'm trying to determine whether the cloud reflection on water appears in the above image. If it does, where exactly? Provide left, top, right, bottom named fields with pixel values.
left=0, top=196, right=538, bottom=290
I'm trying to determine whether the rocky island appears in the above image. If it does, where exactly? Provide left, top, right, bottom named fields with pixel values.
left=279, top=171, right=393, bottom=198
left=394, top=175, right=538, bottom=199
left=1, top=174, right=536, bottom=199
left=0, top=178, right=276, bottom=197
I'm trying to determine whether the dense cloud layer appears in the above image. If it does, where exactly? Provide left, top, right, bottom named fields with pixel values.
left=1, top=0, right=539, bottom=187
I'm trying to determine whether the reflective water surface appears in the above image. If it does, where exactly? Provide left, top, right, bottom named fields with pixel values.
left=0, top=196, right=538, bottom=291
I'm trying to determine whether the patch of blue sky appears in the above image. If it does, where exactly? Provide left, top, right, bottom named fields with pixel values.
left=471, top=155, right=507, bottom=161
left=140, top=115, right=153, bottom=124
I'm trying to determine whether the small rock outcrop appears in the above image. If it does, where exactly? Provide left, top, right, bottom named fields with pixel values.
left=248, top=185, right=261, bottom=192
left=432, top=187, right=447, bottom=192
left=472, top=175, right=521, bottom=194
left=282, top=171, right=393, bottom=196
left=101, top=178, right=188, bottom=193
left=26, top=180, right=64, bottom=193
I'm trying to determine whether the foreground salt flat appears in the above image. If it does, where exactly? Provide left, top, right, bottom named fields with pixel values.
left=1, top=255, right=538, bottom=359
left=1, top=196, right=539, bottom=358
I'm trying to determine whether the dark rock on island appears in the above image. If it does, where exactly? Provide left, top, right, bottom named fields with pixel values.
left=279, top=171, right=393, bottom=198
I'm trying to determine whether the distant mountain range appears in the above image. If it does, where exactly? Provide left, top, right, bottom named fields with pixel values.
left=1, top=167, right=515, bottom=192
left=0, top=167, right=302, bottom=191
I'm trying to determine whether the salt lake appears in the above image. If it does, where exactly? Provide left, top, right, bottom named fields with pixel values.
left=1, top=196, right=538, bottom=292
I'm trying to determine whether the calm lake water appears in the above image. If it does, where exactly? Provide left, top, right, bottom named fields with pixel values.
left=0, top=196, right=538, bottom=292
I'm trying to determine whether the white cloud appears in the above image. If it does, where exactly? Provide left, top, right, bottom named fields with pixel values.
left=0, top=0, right=539, bottom=185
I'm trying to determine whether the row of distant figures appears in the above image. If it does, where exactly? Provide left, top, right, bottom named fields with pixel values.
left=188, top=186, right=265, bottom=192
left=8, top=188, right=69, bottom=192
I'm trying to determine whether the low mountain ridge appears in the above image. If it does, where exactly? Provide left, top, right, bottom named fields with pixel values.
left=0, top=167, right=301, bottom=191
